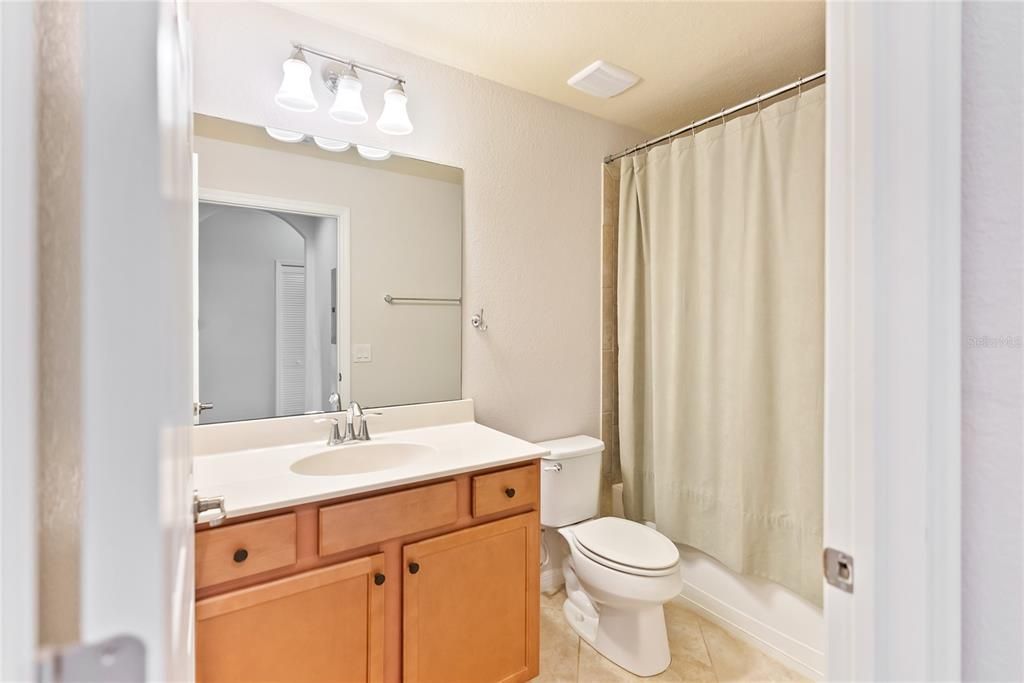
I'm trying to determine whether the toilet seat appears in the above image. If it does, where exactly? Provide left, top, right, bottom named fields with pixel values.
left=570, top=517, right=680, bottom=577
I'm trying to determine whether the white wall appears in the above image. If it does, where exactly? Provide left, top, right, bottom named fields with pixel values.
left=961, top=3, right=1023, bottom=680
left=191, top=2, right=643, bottom=440
left=195, top=133, right=463, bottom=408
left=198, top=205, right=305, bottom=422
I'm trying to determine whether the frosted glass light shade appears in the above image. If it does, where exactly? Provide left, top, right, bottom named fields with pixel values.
left=329, top=72, right=368, bottom=125
left=356, top=145, right=391, bottom=161
left=265, top=127, right=305, bottom=143
left=376, top=83, right=413, bottom=135
left=313, top=136, right=351, bottom=152
left=274, top=55, right=317, bottom=112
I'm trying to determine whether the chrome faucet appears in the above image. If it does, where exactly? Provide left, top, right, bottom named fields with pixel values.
left=317, top=399, right=381, bottom=445
left=346, top=401, right=382, bottom=441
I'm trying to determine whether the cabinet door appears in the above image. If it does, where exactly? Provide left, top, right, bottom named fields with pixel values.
left=403, top=512, right=539, bottom=683
left=196, top=553, right=386, bottom=683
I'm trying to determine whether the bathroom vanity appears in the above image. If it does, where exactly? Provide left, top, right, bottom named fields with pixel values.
left=193, top=403, right=544, bottom=683
left=189, top=109, right=544, bottom=681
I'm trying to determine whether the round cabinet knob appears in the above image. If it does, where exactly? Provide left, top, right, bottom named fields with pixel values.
left=408, top=562, right=420, bottom=574
left=233, top=548, right=248, bottom=563
left=505, top=487, right=516, bottom=498
left=374, top=573, right=386, bottom=586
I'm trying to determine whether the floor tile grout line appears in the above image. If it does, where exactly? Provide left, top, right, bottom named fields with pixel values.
left=697, top=619, right=721, bottom=682
left=574, top=629, right=581, bottom=683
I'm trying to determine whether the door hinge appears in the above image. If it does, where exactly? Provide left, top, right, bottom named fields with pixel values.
left=823, top=547, right=854, bottom=593
left=37, top=634, right=145, bottom=683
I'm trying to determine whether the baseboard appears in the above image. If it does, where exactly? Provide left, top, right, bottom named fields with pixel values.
left=679, top=581, right=825, bottom=681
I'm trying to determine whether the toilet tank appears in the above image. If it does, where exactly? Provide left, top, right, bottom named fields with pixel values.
left=535, top=435, right=604, bottom=527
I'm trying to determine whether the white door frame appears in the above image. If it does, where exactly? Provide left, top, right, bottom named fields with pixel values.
left=0, top=2, right=38, bottom=680
left=825, top=1, right=961, bottom=680
left=196, top=187, right=352, bottom=409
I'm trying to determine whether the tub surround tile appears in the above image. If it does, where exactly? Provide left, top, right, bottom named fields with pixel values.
left=601, top=163, right=622, bottom=522
left=602, top=285, right=618, bottom=351
left=602, top=349, right=618, bottom=410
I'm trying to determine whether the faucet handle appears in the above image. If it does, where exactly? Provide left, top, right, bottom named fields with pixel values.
left=315, top=417, right=344, bottom=446
left=357, top=412, right=383, bottom=441
left=328, top=391, right=341, bottom=412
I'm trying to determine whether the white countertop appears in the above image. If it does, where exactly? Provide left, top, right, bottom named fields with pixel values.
left=194, top=420, right=548, bottom=519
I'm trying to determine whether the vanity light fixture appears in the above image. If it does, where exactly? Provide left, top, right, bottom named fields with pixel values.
left=327, top=65, right=369, bottom=125
left=356, top=145, right=391, bottom=161
left=274, top=49, right=318, bottom=112
left=313, top=136, right=351, bottom=152
left=275, top=42, right=413, bottom=135
left=376, top=81, right=413, bottom=135
left=265, top=126, right=305, bottom=143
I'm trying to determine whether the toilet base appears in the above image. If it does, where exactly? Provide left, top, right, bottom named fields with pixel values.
left=562, top=599, right=671, bottom=677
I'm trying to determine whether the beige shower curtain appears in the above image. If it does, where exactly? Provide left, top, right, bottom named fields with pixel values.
left=617, top=86, right=824, bottom=604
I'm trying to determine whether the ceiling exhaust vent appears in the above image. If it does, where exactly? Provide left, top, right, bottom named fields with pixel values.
left=567, top=60, right=640, bottom=98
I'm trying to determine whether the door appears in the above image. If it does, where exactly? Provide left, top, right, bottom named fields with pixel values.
left=275, top=260, right=306, bottom=414
left=78, top=2, right=196, bottom=680
left=0, top=2, right=38, bottom=679
left=196, top=554, right=386, bottom=683
left=825, top=2, right=962, bottom=680
left=403, top=512, right=539, bottom=683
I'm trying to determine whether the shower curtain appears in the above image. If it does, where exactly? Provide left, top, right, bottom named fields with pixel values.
left=617, top=86, right=824, bottom=604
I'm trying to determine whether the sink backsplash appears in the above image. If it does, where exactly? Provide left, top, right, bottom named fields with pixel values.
left=193, top=399, right=476, bottom=456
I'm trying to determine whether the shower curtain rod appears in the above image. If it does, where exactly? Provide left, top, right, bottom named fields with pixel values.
left=604, top=70, right=827, bottom=164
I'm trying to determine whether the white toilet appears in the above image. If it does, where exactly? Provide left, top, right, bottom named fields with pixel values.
left=538, top=436, right=682, bottom=677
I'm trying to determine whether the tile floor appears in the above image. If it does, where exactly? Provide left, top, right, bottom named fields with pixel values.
left=536, top=590, right=810, bottom=683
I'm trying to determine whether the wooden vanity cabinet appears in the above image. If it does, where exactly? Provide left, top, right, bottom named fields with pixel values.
left=194, top=460, right=540, bottom=683
left=196, top=554, right=386, bottom=683
left=403, top=512, right=539, bottom=683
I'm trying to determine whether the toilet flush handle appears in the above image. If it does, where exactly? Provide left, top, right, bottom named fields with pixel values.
left=543, top=462, right=563, bottom=472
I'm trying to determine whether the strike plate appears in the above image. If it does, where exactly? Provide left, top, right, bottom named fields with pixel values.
left=824, top=547, right=854, bottom=593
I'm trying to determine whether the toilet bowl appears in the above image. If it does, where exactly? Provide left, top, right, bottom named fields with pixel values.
left=558, top=517, right=682, bottom=676
left=537, top=436, right=682, bottom=677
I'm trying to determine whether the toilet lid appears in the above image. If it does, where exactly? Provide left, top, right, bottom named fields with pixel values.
left=572, top=517, right=679, bottom=571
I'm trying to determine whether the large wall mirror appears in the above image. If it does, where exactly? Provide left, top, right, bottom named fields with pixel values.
left=194, top=114, right=463, bottom=424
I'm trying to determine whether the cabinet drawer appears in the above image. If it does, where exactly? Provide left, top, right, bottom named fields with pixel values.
left=319, top=480, right=457, bottom=556
left=472, top=463, right=539, bottom=518
left=196, top=513, right=297, bottom=590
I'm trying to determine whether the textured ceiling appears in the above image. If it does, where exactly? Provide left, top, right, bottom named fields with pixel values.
left=273, top=1, right=825, bottom=134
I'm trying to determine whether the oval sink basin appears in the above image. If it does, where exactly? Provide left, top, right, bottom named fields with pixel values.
left=290, top=441, right=436, bottom=477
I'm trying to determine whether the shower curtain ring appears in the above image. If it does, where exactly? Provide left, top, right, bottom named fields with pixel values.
left=798, top=77, right=803, bottom=96
left=720, top=109, right=726, bottom=127
left=757, top=95, right=762, bottom=113
left=690, top=121, right=695, bottom=139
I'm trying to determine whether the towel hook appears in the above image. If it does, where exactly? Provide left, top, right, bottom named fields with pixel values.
left=470, top=308, right=488, bottom=331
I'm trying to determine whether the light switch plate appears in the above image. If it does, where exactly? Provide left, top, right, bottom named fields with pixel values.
left=353, top=344, right=372, bottom=363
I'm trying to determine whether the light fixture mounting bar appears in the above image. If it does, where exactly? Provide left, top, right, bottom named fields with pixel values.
left=292, top=42, right=405, bottom=84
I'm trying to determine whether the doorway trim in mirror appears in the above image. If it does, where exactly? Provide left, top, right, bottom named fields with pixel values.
left=195, top=185, right=352, bottom=423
